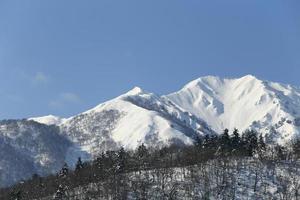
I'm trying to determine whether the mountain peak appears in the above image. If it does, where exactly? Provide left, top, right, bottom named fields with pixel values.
left=238, top=74, right=259, bottom=81
left=124, top=86, right=144, bottom=96
left=29, top=115, right=65, bottom=125
left=167, top=74, right=300, bottom=144
left=2, top=74, right=300, bottom=187
left=242, top=74, right=256, bottom=78
left=182, top=75, right=222, bottom=90
left=182, top=75, right=261, bottom=90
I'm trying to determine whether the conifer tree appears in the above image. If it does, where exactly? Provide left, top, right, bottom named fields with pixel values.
left=116, top=147, right=126, bottom=173
left=242, top=130, right=258, bottom=156
left=75, top=157, right=84, bottom=172
left=220, top=129, right=231, bottom=152
left=58, top=163, right=69, bottom=178
left=96, top=153, right=106, bottom=179
left=231, top=128, right=241, bottom=150
left=203, top=135, right=211, bottom=148
left=137, top=144, right=148, bottom=170
left=194, top=136, right=203, bottom=149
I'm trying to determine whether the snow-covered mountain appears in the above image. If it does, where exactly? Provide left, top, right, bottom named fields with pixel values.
left=0, top=86, right=212, bottom=187
left=0, top=120, right=71, bottom=186
left=28, top=115, right=66, bottom=126
left=166, top=75, right=300, bottom=144
left=60, top=86, right=212, bottom=157
left=1, top=75, right=300, bottom=187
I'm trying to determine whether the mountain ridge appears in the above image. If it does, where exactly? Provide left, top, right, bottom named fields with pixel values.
left=1, top=75, right=300, bottom=187
left=167, top=75, right=300, bottom=144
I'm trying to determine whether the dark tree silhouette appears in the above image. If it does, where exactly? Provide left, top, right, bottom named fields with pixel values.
left=242, top=130, right=258, bottom=156
left=231, top=128, right=241, bottom=149
left=220, top=129, right=231, bottom=153
left=58, top=163, right=69, bottom=178
left=75, top=157, right=84, bottom=172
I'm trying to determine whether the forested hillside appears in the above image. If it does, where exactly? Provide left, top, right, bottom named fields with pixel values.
left=2, top=129, right=300, bottom=199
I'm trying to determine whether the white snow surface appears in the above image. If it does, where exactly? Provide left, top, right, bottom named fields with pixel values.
left=60, top=87, right=210, bottom=155
left=29, top=75, right=300, bottom=146
left=29, top=115, right=66, bottom=126
left=2, top=75, right=300, bottom=187
left=29, top=75, right=300, bottom=147
left=166, top=75, right=300, bottom=144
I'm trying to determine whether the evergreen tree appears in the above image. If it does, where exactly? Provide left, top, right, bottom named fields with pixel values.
left=242, top=130, right=258, bottom=156
left=203, top=135, right=211, bottom=148
left=58, top=163, right=69, bottom=178
left=97, top=153, right=106, bottom=177
left=75, top=157, right=84, bottom=172
left=137, top=144, right=148, bottom=170
left=256, top=134, right=267, bottom=159
left=231, top=128, right=241, bottom=150
left=116, top=147, right=126, bottom=173
left=220, top=129, right=231, bottom=152
left=194, top=136, right=203, bottom=149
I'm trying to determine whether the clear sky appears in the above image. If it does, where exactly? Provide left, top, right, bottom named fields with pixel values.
left=0, top=0, right=299, bottom=119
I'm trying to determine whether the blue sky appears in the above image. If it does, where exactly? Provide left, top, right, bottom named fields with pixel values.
left=0, top=0, right=299, bottom=119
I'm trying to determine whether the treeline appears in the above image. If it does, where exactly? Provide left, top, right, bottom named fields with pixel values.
left=1, top=129, right=300, bottom=199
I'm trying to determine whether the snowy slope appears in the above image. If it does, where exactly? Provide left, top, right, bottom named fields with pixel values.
left=166, top=75, right=300, bottom=144
left=60, top=87, right=212, bottom=158
left=0, top=120, right=71, bottom=187
left=3, top=74, right=300, bottom=187
left=29, top=115, right=66, bottom=126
